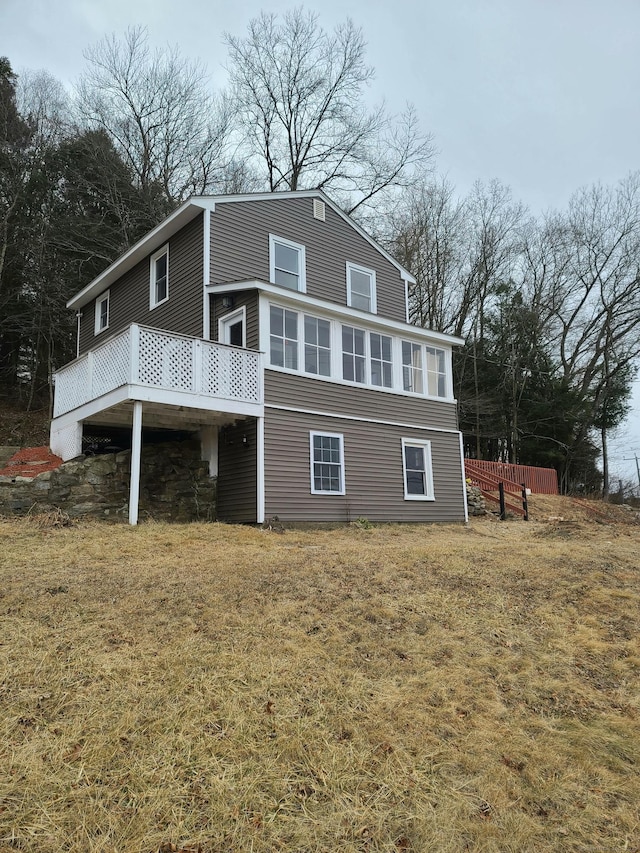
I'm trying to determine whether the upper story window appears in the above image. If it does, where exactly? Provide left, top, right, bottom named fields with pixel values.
left=150, top=244, right=169, bottom=309
left=426, top=346, right=447, bottom=398
left=342, top=325, right=366, bottom=383
left=402, top=341, right=424, bottom=394
left=270, top=305, right=298, bottom=369
left=269, top=235, right=306, bottom=293
left=346, top=263, right=376, bottom=313
left=370, top=332, right=392, bottom=388
left=304, top=315, right=331, bottom=376
left=94, top=290, right=110, bottom=335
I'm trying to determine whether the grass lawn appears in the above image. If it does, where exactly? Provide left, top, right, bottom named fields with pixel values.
left=1, top=501, right=639, bottom=852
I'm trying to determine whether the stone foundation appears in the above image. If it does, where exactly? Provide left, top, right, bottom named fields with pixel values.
left=0, top=440, right=216, bottom=522
left=466, top=483, right=487, bottom=516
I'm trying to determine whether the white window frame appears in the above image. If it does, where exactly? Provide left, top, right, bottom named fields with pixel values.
left=218, top=306, right=246, bottom=348
left=310, top=431, right=345, bottom=495
left=303, top=314, right=332, bottom=377
left=341, top=324, right=367, bottom=384
left=370, top=331, right=393, bottom=388
left=346, top=262, right=377, bottom=314
left=425, top=345, right=447, bottom=398
left=269, top=304, right=299, bottom=370
left=94, top=290, right=110, bottom=335
left=150, top=244, right=169, bottom=309
left=402, top=438, right=435, bottom=501
left=402, top=340, right=424, bottom=394
left=269, top=234, right=306, bottom=293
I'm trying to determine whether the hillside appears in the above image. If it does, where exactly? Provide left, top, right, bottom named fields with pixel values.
left=1, top=507, right=638, bottom=853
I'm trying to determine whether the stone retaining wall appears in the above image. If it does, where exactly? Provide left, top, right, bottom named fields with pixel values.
left=0, top=440, right=216, bottom=522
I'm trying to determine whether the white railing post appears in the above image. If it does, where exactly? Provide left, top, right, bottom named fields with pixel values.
left=130, top=324, right=140, bottom=385
left=193, top=339, right=202, bottom=394
left=87, top=350, right=94, bottom=402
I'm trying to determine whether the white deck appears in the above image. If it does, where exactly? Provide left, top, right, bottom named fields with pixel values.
left=50, top=324, right=263, bottom=460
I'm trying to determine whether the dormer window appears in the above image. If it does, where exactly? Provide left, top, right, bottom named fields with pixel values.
left=346, top=263, right=376, bottom=313
left=269, top=235, right=306, bottom=292
left=150, top=244, right=169, bottom=309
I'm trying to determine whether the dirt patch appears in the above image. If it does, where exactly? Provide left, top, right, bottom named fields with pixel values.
left=0, top=445, right=63, bottom=479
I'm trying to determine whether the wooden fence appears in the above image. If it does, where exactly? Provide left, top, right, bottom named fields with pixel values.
left=464, top=460, right=558, bottom=495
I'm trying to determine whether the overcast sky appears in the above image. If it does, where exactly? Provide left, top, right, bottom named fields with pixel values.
left=2, top=0, right=640, bottom=484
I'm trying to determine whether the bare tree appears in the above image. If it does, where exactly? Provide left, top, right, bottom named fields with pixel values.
left=75, top=27, right=234, bottom=204
left=224, top=9, right=433, bottom=217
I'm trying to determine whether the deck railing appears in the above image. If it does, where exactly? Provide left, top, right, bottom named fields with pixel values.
left=53, top=324, right=262, bottom=418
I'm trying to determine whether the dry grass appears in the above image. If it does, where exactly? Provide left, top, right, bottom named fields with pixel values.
left=1, top=498, right=639, bottom=852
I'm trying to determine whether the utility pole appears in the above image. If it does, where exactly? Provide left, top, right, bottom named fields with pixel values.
left=622, top=454, right=640, bottom=496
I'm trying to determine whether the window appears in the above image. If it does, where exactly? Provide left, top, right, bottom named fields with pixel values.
left=269, top=235, right=306, bottom=292
left=402, top=341, right=423, bottom=393
left=426, top=346, right=447, bottom=397
left=219, top=307, right=246, bottom=348
left=304, top=315, right=331, bottom=376
left=150, top=245, right=169, bottom=308
left=370, top=332, right=392, bottom=387
left=402, top=439, right=434, bottom=500
left=310, top=432, right=345, bottom=494
left=346, top=263, right=376, bottom=313
left=270, top=305, right=298, bottom=369
left=342, top=325, right=366, bottom=383
left=94, top=290, right=110, bottom=335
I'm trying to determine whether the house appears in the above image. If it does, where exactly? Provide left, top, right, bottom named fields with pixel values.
left=50, top=191, right=468, bottom=525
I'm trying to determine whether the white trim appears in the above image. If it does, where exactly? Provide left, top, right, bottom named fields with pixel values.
left=403, top=276, right=410, bottom=324
left=459, top=431, right=469, bottom=523
left=203, top=207, right=211, bottom=339
left=401, top=438, right=435, bottom=501
left=265, top=402, right=461, bottom=435
left=94, top=290, right=110, bottom=335
left=309, top=430, right=345, bottom=495
left=209, top=280, right=464, bottom=347
left=150, top=244, right=169, bottom=309
left=346, top=262, right=377, bottom=314
left=257, top=416, right=265, bottom=523
left=269, top=234, right=307, bottom=293
left=218, top=306, right=247, bottom=348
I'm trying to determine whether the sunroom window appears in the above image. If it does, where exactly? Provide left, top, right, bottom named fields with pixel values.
left=270, top=305, right=298, bottom=369
left=402, top=341, right=423, bottom=393
left=304, top=315, right=331, bottom=376
left=342, top=325, right=366, bottom=383
left=370, top=332, right=392, bottom=387
left=426, top=346, right=447, bottom=397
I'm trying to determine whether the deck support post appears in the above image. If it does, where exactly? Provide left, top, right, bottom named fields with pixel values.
left=129, top=401, right=143, bottom=526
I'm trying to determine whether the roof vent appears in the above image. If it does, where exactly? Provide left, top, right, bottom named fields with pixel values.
left=313, top=198, right=326, bottom=221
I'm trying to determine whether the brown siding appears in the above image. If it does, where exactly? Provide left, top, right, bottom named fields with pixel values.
left=217, top=419, right=258, bottom=523
left=210, top=197, right=406, bottom=322
left=264, top=371, right=459, bottom=431
left=78, top=214, right=204, bottom=356
left=264, top=409, right=465, bottom=523
left=209, top=290, right=260, bottom=349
